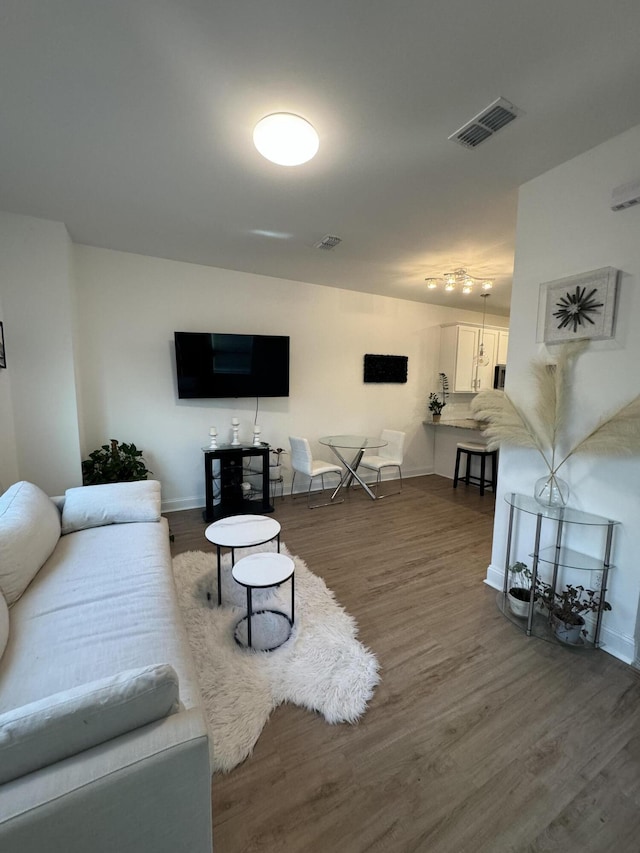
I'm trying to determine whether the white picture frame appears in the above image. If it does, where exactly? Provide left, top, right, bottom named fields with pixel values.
left=538, top=267, right=620, bottom=344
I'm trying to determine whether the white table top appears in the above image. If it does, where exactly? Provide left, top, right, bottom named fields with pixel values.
left=232, top=552, right=294, bottom=588
left=204, top=514, right=281, bottom=548
left=319, top=434, right=388, bottom=450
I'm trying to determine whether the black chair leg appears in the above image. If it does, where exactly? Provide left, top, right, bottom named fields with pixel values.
left=480, top=454, right=486, bottom=496
left=453, top=449, right=462, bottom=488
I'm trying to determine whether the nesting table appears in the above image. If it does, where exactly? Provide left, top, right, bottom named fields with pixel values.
left=204, top=514, right=281, bottom=606
left=232, top=552, right=295, bottom=651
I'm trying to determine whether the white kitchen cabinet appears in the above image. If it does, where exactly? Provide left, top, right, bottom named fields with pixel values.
left=439, top=324, right=504, bottom=393
left=497, top=330, right=509, bottom=364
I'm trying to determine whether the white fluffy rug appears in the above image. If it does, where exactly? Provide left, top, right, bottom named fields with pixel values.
left=172, top=544, right=380, bottom=773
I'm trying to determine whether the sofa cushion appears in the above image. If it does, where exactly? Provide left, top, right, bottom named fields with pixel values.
left=61, top=480, right=162, bottom=534
left=0, top=481, right=61, bottom=605
left=0, top=594, right=8, bottom=661
left=0, top=663, right=180, bottom=785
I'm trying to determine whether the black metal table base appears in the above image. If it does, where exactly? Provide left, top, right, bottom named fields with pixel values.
left=233, top=609, right=293, bottom=652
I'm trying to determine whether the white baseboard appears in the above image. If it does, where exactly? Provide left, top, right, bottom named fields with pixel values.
left=484, top=562, right=504, bottom=591
left=484, top=564, right=635, bottom=665
left=162, top=496, right=204, bottom=513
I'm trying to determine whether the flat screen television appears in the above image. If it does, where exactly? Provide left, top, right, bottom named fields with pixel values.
left=174, top=332, right=290, bottom=398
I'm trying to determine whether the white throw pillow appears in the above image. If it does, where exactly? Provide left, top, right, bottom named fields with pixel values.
left=0, top=481, right=61, bottom=605
left=0, top=663, right=180, bottom=785
left=61, top=479, right=161, bottom=535
left=0, top=593, right=9, bottom=661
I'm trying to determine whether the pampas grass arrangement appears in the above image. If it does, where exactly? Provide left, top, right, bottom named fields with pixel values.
left=470, top=342, right=640, bottom=493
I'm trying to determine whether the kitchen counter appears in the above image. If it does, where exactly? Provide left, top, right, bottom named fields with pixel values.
left=423, top=418, right=486, bottom=430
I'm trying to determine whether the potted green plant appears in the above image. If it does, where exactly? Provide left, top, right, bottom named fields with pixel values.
left=428, top=373, right=449, bottom=422
left=506, top=561, right=535, bottom=618
left=82, top=439, right=152, bottom=485
left=269, top=447, right=286, bottom=481
left=548, top=583, right=611, bottom=645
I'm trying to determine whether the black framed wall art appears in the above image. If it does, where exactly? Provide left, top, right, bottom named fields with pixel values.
left=363, top=354, right=408, bottom=384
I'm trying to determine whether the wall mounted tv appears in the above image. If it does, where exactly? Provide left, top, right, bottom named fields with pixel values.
left=174, top=332, right=290, bottom=398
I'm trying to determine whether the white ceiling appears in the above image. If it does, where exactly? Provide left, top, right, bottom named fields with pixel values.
left=2, top=1, right=640, bottom=317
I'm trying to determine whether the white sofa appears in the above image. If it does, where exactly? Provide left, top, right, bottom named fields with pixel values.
left=0, top=480, right=212, bottom=853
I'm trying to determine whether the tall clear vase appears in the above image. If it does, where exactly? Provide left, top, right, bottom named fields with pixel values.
left=534, top=473, right=570, bottom=508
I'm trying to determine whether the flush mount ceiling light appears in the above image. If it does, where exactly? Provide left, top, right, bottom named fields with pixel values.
left=425, top=268, right=494, bottom=294
left=253, top=113, right=319, bottom=166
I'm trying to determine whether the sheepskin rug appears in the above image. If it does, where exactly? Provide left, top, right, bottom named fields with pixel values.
left=172, top=543, right=380, bottom=773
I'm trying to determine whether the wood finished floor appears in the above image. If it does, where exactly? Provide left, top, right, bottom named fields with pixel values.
left=168, top=475, right=640, bottom=853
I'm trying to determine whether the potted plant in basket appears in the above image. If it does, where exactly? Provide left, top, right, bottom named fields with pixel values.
left=428, top=373, right=449, bottom=422
left=269, top=447, right=286, bottom=482
left=82, top=439, right=152, bottom=485
left=548, top=583, right=611, bottom=645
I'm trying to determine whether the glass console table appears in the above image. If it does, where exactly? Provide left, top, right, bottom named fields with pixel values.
left=499, top=493, right=618, bottom=650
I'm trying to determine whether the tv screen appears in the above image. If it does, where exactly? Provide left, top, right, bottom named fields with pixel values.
left=174, top=332, right=290, bottom=398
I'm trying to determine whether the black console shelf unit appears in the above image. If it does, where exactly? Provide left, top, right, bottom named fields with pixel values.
left=203, top=444, right=273, bottom=522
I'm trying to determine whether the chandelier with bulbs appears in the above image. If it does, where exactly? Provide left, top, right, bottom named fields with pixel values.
left=425, top=268, right=493, bottom=294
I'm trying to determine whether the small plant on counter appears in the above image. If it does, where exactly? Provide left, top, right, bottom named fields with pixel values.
left=428, top=372, right=449, bottom=416
left=82, top=439, right=152, bottom=485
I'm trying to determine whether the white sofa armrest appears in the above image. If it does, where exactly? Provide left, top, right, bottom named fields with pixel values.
left=0, top=664, right=179, bottom=785
left=61, top=480, right=162, bottom=534
left=0, top=709, right=212, bottom=853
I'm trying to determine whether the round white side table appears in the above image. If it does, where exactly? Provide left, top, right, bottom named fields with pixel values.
left=204, top=514, right=281, bottom=606
left=231, top=552, right=295, bottom=651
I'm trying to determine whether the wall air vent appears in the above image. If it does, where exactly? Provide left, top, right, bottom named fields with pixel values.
left=611, top=178, right=640, bottom=211
left=314, top=234, right=342, bottom=250
left=449, top=97, right=523, bottom=149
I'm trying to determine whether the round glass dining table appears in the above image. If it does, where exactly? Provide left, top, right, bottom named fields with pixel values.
left=318, top=435, right=388, bottom=501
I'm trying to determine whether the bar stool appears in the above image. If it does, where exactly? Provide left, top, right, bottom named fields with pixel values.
left=453, top=442, right=497, bottom=496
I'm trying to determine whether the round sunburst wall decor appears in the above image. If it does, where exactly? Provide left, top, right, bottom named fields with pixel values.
left=539, top=267, right=620, bottom=344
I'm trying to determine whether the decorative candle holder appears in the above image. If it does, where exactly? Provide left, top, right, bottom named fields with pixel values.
left=252, top=425, right=262, bottom=447
left=209, top=426, right=218, bottom=449
left=230, top=418, right=240, bottom=446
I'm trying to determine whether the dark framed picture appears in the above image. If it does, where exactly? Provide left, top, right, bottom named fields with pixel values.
left=0, top=322, right=5, bottom=369
left=538, top=267, right=620, bottom=344
left=363, top=354, right=408, bottom=383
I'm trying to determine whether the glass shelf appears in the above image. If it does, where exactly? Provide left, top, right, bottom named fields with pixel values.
left=497, top=593, right=596, bottom=651
left=533, top=545, right=616, bottom=573
left=505, top=492, right=619, bottom=527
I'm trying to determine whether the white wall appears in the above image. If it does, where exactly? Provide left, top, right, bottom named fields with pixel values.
left=73, top=245, right=507, bottom=510
left=486, top=123, right=640, bottom=664
left=0, top=212, right=82, bottom=495
left=0, top=291, right=18, bottom=492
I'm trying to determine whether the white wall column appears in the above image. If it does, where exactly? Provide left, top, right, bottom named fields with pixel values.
left=486, top=123, right=640, bottom=664
left=0, top=212, right=82, bottom=495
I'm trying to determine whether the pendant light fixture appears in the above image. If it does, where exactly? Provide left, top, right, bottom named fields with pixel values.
left=476, top=293, right=490, bottom=367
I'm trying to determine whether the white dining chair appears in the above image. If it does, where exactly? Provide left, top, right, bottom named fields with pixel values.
left=359, top=429, right=406, bottom=498
left=288, top=436, right=344, bottom=508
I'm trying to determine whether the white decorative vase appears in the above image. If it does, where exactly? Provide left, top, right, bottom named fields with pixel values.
left=534, top=474, right=570, bottom=508
left=269, top=464, right=282, bottom=482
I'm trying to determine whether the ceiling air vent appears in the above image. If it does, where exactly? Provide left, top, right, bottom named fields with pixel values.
left=314, top=234, right=342, bottom=250
left=449, top=97, right=523, bottom=149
